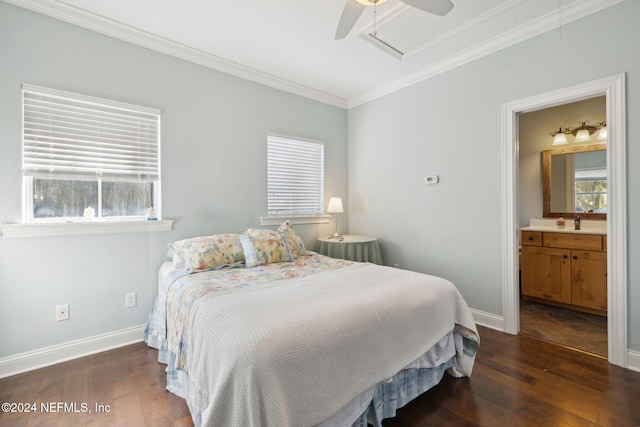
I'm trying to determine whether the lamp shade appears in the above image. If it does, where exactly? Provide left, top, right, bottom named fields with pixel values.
left=552, top=132, right=568, bottom=146
left=327, top=197, right=344, bottom=213
left=571, top=121, right=597, bottom=143
left=597, top=125, right=608, bottom=141
left=574, top=129, right=591, bottom=143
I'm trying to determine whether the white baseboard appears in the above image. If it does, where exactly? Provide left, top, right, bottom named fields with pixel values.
left=471, top=308, right=505, bottom=332
left=0, top=324, right=145, bottom=379
left=627, top=350, right=640, bottom=373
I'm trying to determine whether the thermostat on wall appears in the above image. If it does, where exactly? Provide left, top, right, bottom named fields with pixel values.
left=424, top=175, right=439, bottom=185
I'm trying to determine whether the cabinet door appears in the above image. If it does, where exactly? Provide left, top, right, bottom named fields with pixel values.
left=571, top=250, right=607, bottom=312
left=521, top=246, right=571, bottom=303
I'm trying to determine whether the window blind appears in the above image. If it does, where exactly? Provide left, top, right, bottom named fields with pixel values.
left=22, top=84, right=160, bottom=182
left=575, top=168, right=607, bottom=180
left=267, top=135, right=324, bottom=215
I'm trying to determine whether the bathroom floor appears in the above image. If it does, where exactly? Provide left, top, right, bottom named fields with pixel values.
left=519, top=299, right=608, bottom=358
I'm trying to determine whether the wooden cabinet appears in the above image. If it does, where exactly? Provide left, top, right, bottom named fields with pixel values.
left=521, top=230, right=607, bottom=315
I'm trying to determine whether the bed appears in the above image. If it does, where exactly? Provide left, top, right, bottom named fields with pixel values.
left=144, top=223, right=479, bottom=427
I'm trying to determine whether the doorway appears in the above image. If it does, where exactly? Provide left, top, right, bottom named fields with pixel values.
left=517, top=97, right=607, bottom=357
left=501, top=74, right=628, bottom=367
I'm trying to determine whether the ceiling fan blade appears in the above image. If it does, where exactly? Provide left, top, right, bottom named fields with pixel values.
left=400, top=0, right=454, bottom=16
left=335, top=0, right=366, bottom=40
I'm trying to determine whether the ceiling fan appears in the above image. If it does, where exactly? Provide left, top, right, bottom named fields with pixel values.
left=335, top=0, right=454, bottom=40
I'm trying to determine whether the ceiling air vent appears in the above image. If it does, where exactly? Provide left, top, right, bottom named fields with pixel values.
left=359, top=5, right=449, bottom=60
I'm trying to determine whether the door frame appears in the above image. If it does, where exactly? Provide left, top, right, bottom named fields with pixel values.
left=501, top=73, right=627, bottom=367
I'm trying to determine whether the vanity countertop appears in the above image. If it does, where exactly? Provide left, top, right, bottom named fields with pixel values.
left=523, top=218, right=607, bottom=235
left=520, top=225, right=606, bottom=235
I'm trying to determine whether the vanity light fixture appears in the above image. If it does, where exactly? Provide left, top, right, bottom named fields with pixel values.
left=550, top=121, right=605, bottom=145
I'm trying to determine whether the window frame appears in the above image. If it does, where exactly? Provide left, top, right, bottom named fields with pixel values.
left=20, top=84, right=162, bottom=224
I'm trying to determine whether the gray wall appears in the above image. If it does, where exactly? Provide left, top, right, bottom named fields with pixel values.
left=348, top=1, right=639, bottom=350
left=2, top=0, right=639, bottom=362
left=0, top=3, right=348, bottom=357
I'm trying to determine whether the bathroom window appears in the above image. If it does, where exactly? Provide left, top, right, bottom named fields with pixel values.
left=575, top=168, right=607, bottom=213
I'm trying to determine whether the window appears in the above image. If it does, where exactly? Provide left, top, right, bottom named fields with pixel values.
left=22, top=84, right=161, bottom=222
left=267, top=134, right=324, bottom=216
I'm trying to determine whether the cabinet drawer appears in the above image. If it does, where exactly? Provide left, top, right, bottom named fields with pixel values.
left=543, top=233, right=602, bottom=251
left=521, top=231, right=542, bottom=246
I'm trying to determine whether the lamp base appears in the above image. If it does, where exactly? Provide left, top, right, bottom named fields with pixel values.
left=331, top=232, right=344, bottom=241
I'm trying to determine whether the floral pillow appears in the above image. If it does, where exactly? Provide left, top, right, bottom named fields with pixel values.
left=169, top=234, right=245, bottom=272
left=240, top=228, right=293, bottom=268
left=277, top=220, right=307, bottom=259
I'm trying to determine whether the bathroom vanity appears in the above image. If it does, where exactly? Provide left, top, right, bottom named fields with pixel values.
left=521, top=225, right=607, bottom=316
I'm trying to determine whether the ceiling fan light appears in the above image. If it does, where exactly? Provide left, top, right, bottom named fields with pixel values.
left=574, top=129, right=591, bottom=143
left=355, top=0, right=386, bottom=5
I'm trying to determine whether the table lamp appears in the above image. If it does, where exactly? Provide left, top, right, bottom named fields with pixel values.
left=327, top=197, right=344, bottom=239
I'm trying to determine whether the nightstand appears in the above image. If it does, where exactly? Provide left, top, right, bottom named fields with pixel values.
left=316, top=235, right=383, bottom=265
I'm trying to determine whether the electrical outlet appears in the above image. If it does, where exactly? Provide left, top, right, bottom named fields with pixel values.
left=125, top=292, right=137, bottom=308
left=56, top=304, right=69, bottom=321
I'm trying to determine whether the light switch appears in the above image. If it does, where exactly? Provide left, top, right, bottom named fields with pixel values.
left=424, top=175, right=439, bottom=185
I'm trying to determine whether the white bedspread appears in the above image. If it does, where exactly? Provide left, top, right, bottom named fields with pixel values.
left=185, top=262, right=478, bottom=427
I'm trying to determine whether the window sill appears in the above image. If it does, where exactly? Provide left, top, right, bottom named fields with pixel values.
left=260, top=215, right=331, bottom=226
left=0, top=220, right=173, bottom=239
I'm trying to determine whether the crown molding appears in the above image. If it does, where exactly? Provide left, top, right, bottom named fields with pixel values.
left=2, top=0, right=348, bottom=109
left=3, top=0, right=621, bottom=110
left=348, top=0, right=623, bottom=108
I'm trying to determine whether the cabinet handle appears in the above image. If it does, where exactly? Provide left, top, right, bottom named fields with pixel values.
left=528, top=237, right=534, bottom=241
left=572, top=255, right=578, bottom=260
left=563, top=255, right=568, bottom=259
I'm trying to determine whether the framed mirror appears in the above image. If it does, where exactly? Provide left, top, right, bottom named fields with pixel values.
left=542, top=143, right=607, bottom=220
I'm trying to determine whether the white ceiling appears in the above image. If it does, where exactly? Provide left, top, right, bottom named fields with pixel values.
left=5, top=0, right=621, bottom=108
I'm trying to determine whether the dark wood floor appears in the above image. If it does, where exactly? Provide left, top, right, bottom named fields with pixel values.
left=2, top=325, right=639, bottom=426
